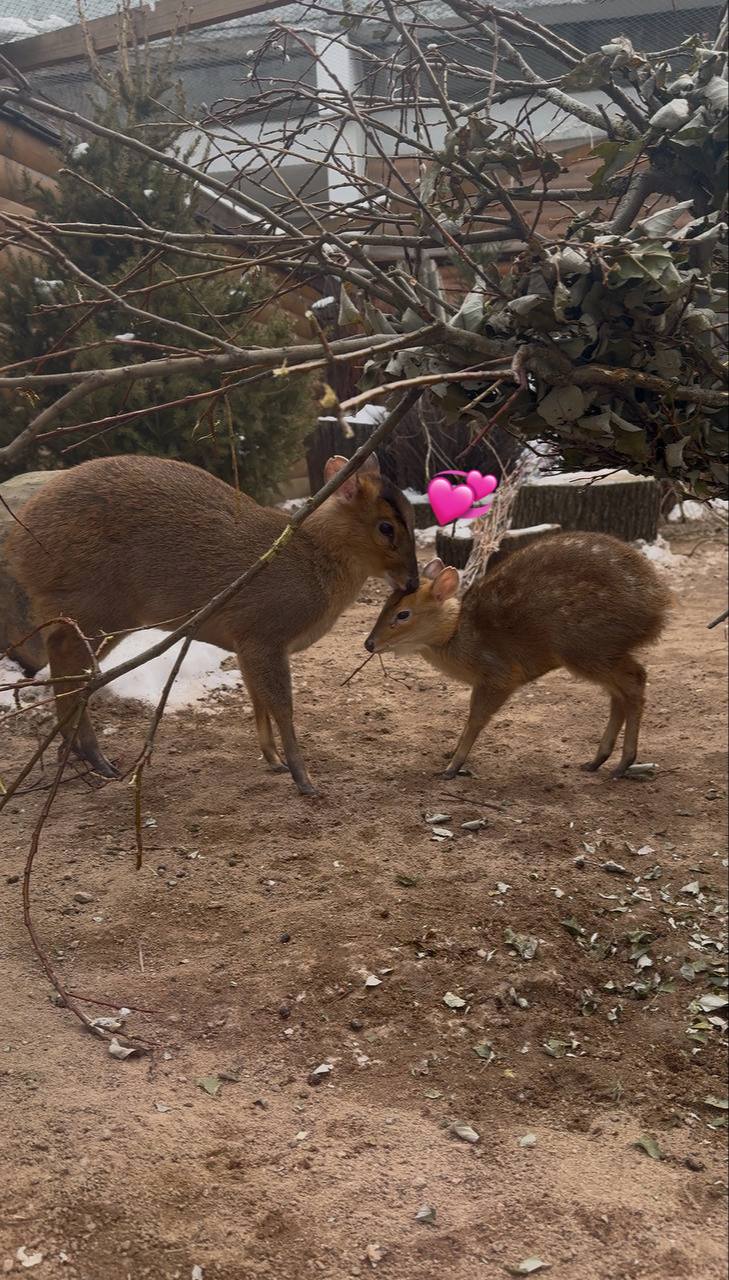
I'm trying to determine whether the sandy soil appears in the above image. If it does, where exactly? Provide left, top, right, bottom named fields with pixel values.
left=0, top=530, right=727, bottom=1280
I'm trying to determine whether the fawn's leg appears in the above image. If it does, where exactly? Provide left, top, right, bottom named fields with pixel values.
left=610, top=656, right=647, bottom=778
left=239, top=647, right=318, bottom=796
left=46, top=623, right=120, bottom=779
left=443, top=682, right=513, bottom=779
left=581, top=692, right=625, bottom=772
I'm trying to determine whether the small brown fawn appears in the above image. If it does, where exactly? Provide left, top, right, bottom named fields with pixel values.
left=7, top=453, right=418, bottom=796
left=365, top=531, right=671, bottom=779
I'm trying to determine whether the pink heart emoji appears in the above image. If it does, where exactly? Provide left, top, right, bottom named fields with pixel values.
left=466, top=470, right=498, bottom=502
left=427, top=476, right=475, bottom=525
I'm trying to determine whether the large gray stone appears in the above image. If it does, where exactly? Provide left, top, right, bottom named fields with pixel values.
left=0, top=470, right=57, bottom=673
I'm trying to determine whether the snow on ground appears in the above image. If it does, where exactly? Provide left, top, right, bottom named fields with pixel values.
left=0, top=635, right=241, bottom=715
left=667, top=498, right=728, bottom=522
left=634, top=534, right=685, bottom=569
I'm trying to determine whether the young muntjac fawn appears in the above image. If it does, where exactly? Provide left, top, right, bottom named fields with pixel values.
left=7, top=453, right=418, bottom=796
left=365, top=531, right=672, bottom=779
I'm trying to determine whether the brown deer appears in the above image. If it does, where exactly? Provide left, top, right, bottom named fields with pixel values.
left=7, top=453, right=418, bottom=796
left=364, top=531, right=671, bottom=779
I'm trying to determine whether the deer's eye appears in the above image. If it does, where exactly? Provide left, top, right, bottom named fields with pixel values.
left=378, top=521, right=395, bottom=540
left=395, top=609, right=411, bottom=622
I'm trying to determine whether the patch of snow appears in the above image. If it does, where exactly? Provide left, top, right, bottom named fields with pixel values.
left=309, top=295, right=336, bottom=311
left=526, top=468, right=652, bottom=487
left=634, top=534, right=684, bottom=569
left=415, top=519, right=474, bottom=547
left=667, top=498, right=728, bottom=522
left=33, top=278, right=63, bottom=298
left=0, top=17, right=37, bottom=36
left=96, top=632, right=240, bottom=710
left=0, top=656, right=35, bottom=711
left=403, top=487, right=430, bottom=505
left=0, top=636, right=241, bottom=715
left=277, top=497, right=307, bottom=513
left=347, top=404, right=388, bottom=426
left=70, top=142, right=90, bottom=160
left=113, top=333, right=135, bottom=341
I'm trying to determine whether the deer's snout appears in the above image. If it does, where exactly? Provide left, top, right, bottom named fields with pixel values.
left=364, top=634, right=376, bottom=653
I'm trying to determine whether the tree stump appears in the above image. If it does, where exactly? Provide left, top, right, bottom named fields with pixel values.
left=435, top=527, right=473, bottom=570
left=511, top=471, right=660, bottom=543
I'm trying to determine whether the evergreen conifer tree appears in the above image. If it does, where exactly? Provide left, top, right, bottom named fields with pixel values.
left=0, top=24, right=312, bottom=499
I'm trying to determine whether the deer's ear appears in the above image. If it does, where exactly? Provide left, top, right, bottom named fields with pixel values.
left=422, top=557, right=445, bottom=580
left=324, top=455, right=358, bottom=501
left=358, top=452, right=380, bottom=475
left=432, top=566, right=460, bottom=602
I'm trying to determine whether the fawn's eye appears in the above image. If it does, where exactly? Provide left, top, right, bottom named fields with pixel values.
left=378, top=520, right=395, bottom=540
left=395, top=609, right=411, bottom=622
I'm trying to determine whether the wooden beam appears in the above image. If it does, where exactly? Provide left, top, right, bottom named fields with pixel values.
left=1, top=0, right=290, bottom=74
left=0, top=154, right=57, bottom=203
left=0, top=118, right=61, bottom=177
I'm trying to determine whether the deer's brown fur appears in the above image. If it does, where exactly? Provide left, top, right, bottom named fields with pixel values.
left=365, top=531, right=672, bottom=779
left=7, top=453, right=418, bottom=795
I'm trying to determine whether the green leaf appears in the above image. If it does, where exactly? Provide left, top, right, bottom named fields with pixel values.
left=474, top=1041, right=496, bottom=1062
left=590, top=137, right=643, bottom=188
left=665, top=438, right=690, bottom=470
left=537, top=385, right=586, bottom=427
left=704, top=1096, right=729, bottom=1110
left=443, top=991, right=467, bottom=1010
left=543, top=1038, right=569, bottom=1059
left=395, top=872, right=418, bottom=888
left=504, top=928, right=539, bottom=961
left=507, top=1258, right=551, bottom=1275
left=197, top=1075, right=221, bottom=1097
left=450, top=287, right=486, bottom=333
left=633, top=1134, right=664, bottom=1160
left=337, top=286, right=362, bottom=327
left=636, top=201, right=694, bottom=238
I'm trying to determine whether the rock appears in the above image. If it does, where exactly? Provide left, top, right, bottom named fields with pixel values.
left=685, top=1156, right=705, bottom=1171
left=73, top=891, right=94, bottom=904
left=0, top=471, right=57, bottom=673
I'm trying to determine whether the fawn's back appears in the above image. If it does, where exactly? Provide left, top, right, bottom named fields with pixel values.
left=461, top=531, right=671, bottom=679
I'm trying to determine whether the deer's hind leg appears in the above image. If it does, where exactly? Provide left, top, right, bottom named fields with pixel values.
left=609, top=656, right=647, bottom=778
left=46, top=620, right=120, bottom=779
left=581, top=692, right=625, bottom=772
left=572, top=655, right=647, bottom=778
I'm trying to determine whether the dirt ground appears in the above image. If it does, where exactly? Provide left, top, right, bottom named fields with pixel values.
left=1, top=529, right=727, bottom=1280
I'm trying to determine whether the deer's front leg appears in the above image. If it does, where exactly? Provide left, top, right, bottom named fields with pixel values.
left=239, top=646, right=318, bottom=797
left=442, top=682, right=513, bottom=778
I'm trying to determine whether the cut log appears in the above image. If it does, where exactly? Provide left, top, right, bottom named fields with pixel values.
left=436, top=522, right=563, bottom=572
left=485, top=523, right=562, bottom=572
left=511, top=470, right=660, bottom=544
left=435, top=527, right=473, bottom=570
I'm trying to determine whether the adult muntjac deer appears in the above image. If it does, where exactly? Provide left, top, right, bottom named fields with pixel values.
left=364, top=531, right=671, bottom=779
left=7, top=453, right=418, bottom=796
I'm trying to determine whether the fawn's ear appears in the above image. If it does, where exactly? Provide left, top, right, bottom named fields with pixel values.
left=324, top=455, right=359, bottom=501
left=432, top=566, right=460, bottom=602
left=422, top=557, right=445, bottom=581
